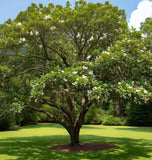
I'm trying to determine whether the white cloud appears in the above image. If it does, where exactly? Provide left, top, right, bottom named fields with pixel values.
left=129, top=0, right=152, bottom=30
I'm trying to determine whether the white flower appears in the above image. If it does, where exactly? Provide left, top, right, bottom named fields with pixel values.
left=89, top=36, right=93, bottom=41
left=87, top=55, right=91, bottom=60
left=35, top=31, right=39, bottom=35
left=93, top=87, right=97, bottom=90
left=59, top=20, right=64, bottom=23
left=136, top=89, right=140, bottom=93
left=118, top=82, right=121, bottom=85
left=144, top=90, right=148, bottom=94
left=82, top=75, right=87, bottom=79
left=63, top=78, right=67, bottom=82
left=22, top=38, right=26, bottom=42
left=16, top=22, right=22, bottom=27
left=30, top=31, right=33, bottom=36
left=89, top=71, right=93, bottom=75
left=72, top=71, right=77, bottom=75
left=44, top=15, right=51, bottom=20
left=123, top=53, right=127, bottom=56
left=83, top=66, right=88, bottom=70
left=104, top=51, right=109, bottom=55
left=50, top=26, right=56, bottom=30
left=128, top=86, right=132, bottom=89
left=19, top=37, right=26, bottom=43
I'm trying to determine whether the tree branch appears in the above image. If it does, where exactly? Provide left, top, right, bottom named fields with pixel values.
left=46, top=45, right=70, bottom=67
left=17, top=67, right=42, bottom=76
left=40, top=98, right=72, bottom=125
left=75, top=97, right=96, bottom=128
left=23, top=105, right=69, bottom=130
left=17, top=54, right=49, bottom=60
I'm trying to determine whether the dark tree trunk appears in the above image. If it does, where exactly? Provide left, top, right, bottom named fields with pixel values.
left=68, top=126, right=80, bottom=146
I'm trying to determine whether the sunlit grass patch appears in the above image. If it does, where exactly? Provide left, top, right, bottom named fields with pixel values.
left=0, top=124, right=152, bottom=160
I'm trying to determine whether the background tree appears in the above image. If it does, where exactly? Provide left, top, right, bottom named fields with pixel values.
left=0, top=0, right=151, bottom=146
left=140, top=17, right=152, bottom=51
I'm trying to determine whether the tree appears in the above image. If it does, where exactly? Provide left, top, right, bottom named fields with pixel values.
left=0, top=0, right=151, bottom=146
left=140, top=17, right=152, bottom=52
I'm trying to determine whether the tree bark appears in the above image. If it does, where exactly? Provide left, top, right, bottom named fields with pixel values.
left=68, top=126, right=80, bottom=146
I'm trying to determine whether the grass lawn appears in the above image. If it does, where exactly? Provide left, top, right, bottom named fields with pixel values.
left=0, top=123, right=152, bottom=160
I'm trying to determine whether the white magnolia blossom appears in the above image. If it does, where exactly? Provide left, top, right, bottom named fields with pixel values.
left=87, top=55, right=91, bottom=60
left=128, top=86, right=132, bottom=89
left=50, top=26, right=56, bottom=30
left=82, top=66, right=88, bottom=70
left=72, top=71, right=77, bottom=75
left=59, top=20, right=64, bottom=23
left=132, top=81, right=135, bottom=86
left=16, top=22, right=22, bottom=27
left=19, top=37, right=26, bottom=43
left=63, top=78, right=67, bottom=82
left=44, top=15, right=51, bottom=20
left=89, top=71, right=93, bottom=75
left=136, top=89, right=140, bottom=93
left=104, top=51, right=109, bottom=55
left=35, top=31, right=39, bottom=35
left=93, top=87, right=97, bottom=90
left=82, top=75, right=87, bottom=79
left=29, top=31, right=33, bottom=36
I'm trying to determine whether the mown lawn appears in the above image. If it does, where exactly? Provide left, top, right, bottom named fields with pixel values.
left=0, top=123, right=152, bottom=160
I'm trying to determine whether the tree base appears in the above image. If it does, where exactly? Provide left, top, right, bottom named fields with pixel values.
left=50, top=143, right=116, bottom=152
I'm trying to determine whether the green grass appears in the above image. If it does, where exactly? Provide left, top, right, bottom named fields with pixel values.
left=0, top=124, right=152, bottom=160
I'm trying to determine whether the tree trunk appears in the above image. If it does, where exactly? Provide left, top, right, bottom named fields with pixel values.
left=68, top=126, right=80, bottom=146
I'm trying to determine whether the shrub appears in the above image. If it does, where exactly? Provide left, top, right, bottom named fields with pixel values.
left=84, top=104, right=105, bottom=124
left=0, top=114, right=14, bottom=131
left=102, top=115, right=123, bottom=125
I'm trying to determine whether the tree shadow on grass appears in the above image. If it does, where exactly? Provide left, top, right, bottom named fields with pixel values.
left=0, top=134, right=152, bottom=160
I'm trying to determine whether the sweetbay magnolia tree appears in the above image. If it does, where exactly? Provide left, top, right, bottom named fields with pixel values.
left=0, top=0, right=152, bottom=146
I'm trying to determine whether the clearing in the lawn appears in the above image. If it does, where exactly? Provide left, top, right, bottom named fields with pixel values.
left=0, top=123, right=152, bottom=160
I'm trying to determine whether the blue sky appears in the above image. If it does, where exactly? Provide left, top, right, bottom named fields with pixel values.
left=0, top=0, right=152, bottom=30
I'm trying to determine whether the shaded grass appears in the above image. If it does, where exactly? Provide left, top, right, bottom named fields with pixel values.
left=0, top=124, right=152, bottom=160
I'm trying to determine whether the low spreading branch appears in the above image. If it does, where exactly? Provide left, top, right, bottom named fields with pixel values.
left=23, top=105, right=69, bottom=130
left=40, top=98, right=72, bottom=125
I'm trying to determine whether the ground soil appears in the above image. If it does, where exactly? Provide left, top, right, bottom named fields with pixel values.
left=50, top=143, right=116, bottom=152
